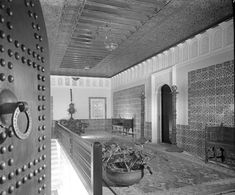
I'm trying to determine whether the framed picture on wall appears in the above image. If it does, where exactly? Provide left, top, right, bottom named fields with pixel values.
left=89, top=97, right=107, bottom=119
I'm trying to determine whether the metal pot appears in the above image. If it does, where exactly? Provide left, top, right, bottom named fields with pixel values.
left=105, top=166, right=144, bottom=186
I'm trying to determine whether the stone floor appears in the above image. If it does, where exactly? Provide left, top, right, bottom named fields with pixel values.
left=82, top=131, right=235, bottom=195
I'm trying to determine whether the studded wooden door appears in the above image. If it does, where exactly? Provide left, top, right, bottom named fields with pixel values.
left=0, top=0, right=50, bottom=195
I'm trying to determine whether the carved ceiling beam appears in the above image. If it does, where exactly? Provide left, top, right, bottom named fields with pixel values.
left=66, top=45, right=107, bottom=50
left=63, top=54, right=106, bottom=58
left=64, top=50, right=107, bottom=55
left=69, top=42, right=105, bottom=47
left=65, top=53, right=105, bottom=57
left=78, top=17, right=137, bottom=31
left=85, top=2, right=149, bottom=21
left=63, top=56, right=106, bottom=61
left=82, top=9, right=143, bottom=26
left=69, top=41, right=94, bottom=45
left=63, top=52, right=106, bottom=56
left=60, top=62, right=100, bottom=69
left=50, top=0, right=87, bottom=71
left=73, top=34, right=93, bottom=39
left=68, top=44, right=105, bottom=48
left=63, top=58, right=105, bottom=62
left=74, top=23, right=132, bottom=36
left=88, top=0, right=158, bottom=10
left=62, top=59, right=104, bottom=63
left=65, top=51, right=107, bottom=56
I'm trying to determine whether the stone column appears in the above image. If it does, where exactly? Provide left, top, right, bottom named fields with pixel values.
left=139, top=91, right=146, bottom=143
left=171, top=85, right=178, bottom=145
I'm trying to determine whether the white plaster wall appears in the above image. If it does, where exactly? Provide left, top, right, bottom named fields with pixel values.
left=151, top=68, right=173, bottom=143
left=51, top=76, right=111, bottom=120
left=111, top=18, right=234, bottom=143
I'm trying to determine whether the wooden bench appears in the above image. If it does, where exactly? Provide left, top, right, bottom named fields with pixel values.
left=111, top=118, right=134, bottom=137
left=205, top=124, right=235, bottom=168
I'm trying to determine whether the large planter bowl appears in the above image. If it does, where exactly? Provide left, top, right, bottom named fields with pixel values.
left=105, top=166, right=144, bottom=186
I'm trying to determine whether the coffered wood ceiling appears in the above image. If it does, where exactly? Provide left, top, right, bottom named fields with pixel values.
left=40, top=0, right=233, bottom=78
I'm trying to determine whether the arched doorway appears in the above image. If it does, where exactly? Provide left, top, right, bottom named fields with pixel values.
left=161, top=84, right=172, bottom=143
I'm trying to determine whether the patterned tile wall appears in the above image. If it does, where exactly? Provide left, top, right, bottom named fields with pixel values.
left=80, top=119, right=112, bottom=131
left=113, top=85, right=145, bottom=138
left=177, top=60, right=234, bottom=158
left=189, top=60, right=234, bottom=127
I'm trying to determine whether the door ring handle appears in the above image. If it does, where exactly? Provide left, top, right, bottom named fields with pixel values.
left=12, top=102, right=32, bottom=140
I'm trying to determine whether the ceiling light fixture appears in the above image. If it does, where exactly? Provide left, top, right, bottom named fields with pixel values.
left=104, top=24, right=118, bottom=51
left=94, top=23, right=118, bottom=52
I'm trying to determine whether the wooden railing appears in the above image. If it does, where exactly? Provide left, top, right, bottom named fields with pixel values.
left=55, top=122, right=102, bottom=195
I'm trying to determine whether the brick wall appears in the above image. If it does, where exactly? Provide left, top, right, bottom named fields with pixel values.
left=113, top=85, right=145, bottom=138
left=177, top=60, right=234, bottom=158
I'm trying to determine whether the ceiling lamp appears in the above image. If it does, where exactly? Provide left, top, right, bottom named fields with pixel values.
left=104, top=24, right=118, bottom=51
left=93, top=23, right=118, bottom=51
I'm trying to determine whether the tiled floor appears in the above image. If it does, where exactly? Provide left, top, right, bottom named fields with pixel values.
left=82, top=131, right=235, bottom=195
left=53, top=130, right=235, bottom=195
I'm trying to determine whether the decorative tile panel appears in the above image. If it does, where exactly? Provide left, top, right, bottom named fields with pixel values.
left=180, top=60, right=234, bottom=158
left=113, top=85, right=145, bottom=138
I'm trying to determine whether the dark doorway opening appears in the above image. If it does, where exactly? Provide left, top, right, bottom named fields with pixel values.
left=161, top=85, right=172, bottom=143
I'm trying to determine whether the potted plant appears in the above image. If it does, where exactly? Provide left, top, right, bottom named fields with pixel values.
left=102, top=141, right=154, bottom=186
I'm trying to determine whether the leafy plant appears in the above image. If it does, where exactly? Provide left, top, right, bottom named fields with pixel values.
left=59, top=119, right=88, bottom=135
left=102, top=142, right=154, bottom=174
